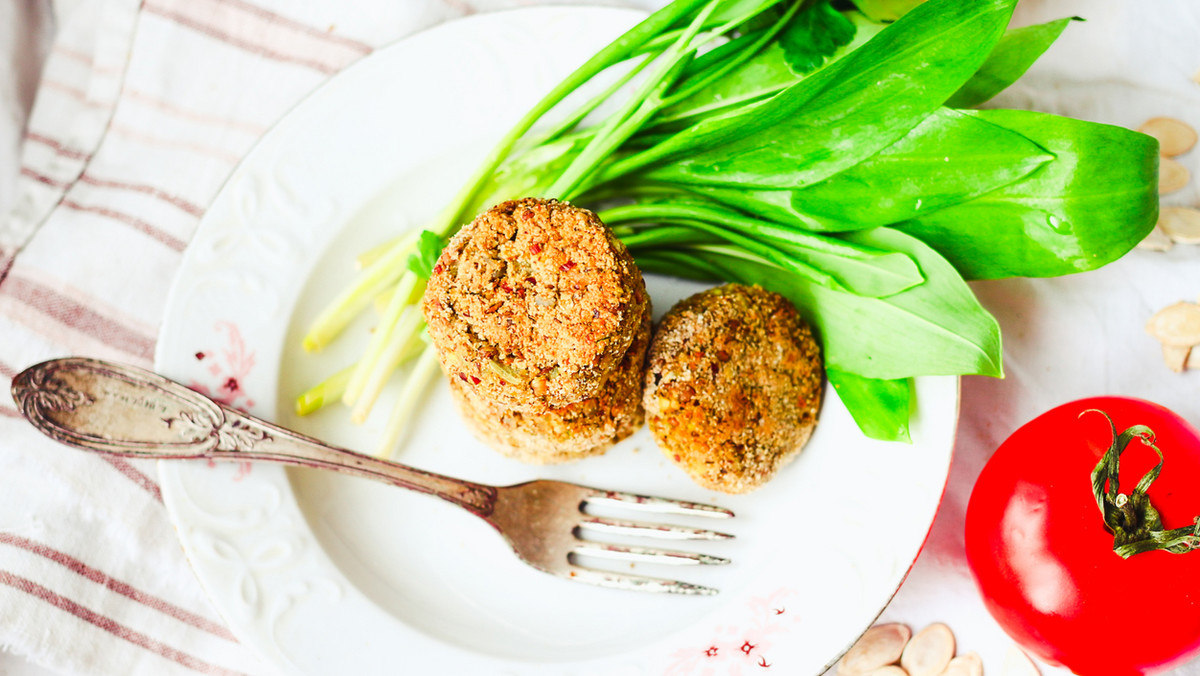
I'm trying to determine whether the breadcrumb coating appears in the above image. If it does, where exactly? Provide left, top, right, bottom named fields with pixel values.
left=449, top=307, right=651, bottom=464
left=423, top=198, right=647, bottom=413
left=643, top=284, right=823, bottom=493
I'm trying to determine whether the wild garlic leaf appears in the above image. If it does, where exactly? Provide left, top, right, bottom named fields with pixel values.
left=896, top=109, right=1159, bottom=280
left=775, top=241, right=923, bottom=298
left=778, top=0, right=856, bottom=75
left=783, top=107, right=1054, bottom=230
left=697, top=227, right=1002, bottom=380
left=945, top=17, right=1079, bottom=109
left=654, top=11, right=884, bottom=127
left=631, top=0, right=1019, bottom=189
left=619, top=0, right=1022, bottom=190
left=645, top=107, right=1051, bottom=232
left=405, top=231, right=445, bottom=280
left=828, top=369, right=913, bottom=443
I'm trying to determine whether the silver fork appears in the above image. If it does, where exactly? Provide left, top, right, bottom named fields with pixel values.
left=11, top=357, right=734, bottom=595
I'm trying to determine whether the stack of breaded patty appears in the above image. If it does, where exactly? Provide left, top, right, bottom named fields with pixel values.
left=423, top=198, right=650, bottom=464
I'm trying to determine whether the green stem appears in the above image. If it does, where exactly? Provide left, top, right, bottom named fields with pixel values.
left=295, top=365, right=355, bottom=416
left=1084, top=409, right=1200, bottom=558
left=302, top=232, right=418, bottom=352
left=342, top=272, right=426, bottom=407
left=428, top=0, right=714, bottom=237
left=548, top=0, right=721, bottom=199
left=376, top=341, right=442, bottom=458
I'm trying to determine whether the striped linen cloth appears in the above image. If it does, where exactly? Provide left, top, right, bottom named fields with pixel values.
left=0, top=2, right=655, bottom=674
left=3, top=1, right=1200, bottom=676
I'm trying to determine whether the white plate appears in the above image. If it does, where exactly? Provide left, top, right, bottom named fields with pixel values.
left=155, top=7, right=958, bottom=675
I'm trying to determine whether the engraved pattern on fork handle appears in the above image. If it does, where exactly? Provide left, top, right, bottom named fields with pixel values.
left=205, top=408, right=501, bottom=518
left=12, top=358, right=499, bottom=518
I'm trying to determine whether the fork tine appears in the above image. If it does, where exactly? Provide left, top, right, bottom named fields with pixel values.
left=585, top=490, right=734, bottom=518
left=562, top=565, right=720, bottom=596
left=579, top=516, right=734, bottom=541
left=572, top=541, right=730, bottom=566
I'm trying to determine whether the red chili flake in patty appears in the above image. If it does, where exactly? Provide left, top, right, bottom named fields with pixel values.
left=559, top=260, right=576, bottom=272
left=458, top=373, right=468, bottom=382
left=469, top=376, right=481, bottom=385
left=673, top=454, right=682, bottom=462
left=529, top=243, right=542, bottom=254
left=501, top=284, right=513, bottom=293
left=524, top=276, right=536, bottom=285
left=522, top=209, right=534, bottom=220
left=433, top=263, right=443, bottom=275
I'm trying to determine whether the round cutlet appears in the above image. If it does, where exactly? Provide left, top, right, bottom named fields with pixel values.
left=423, top=198, right=648, bottom=412
left=643, top=284, right=823, bottom=494
left=449, top=307, right=651, bottom=464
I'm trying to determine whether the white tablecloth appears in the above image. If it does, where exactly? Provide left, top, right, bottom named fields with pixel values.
left=1, top=1, right=1198, bottom=674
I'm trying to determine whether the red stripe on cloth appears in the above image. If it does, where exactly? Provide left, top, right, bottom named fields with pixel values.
left=0, top=360, right=17, bottom=379
left=0, top=571, right=250, bottom=676
left=41, top=80, right=108, bottom=108
left=0, top=406, right=21, bottom=419
left=108, top=123, right=244, bottom=166
left=79, top=174, right=205, bottom=217
left=24, top=132, right=92, bottom=161
left=99, top=455, right=165, bottom=504
left=60, top=200, right=188, bottom=252
left=213, top=0, right=372, bottom=54
left=124, top=89, right=268, bottom=136
left=0, top=275, right=157, bottom=363
left=20, top=167, right=69, bottom=189
left=143, top=3, right=341, bottom=75
left=0, top=534, right=237, bottom=641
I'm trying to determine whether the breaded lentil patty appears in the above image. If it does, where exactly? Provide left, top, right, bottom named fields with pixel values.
left=449, top=307, right=651, bottom=464
left=643, top=284, right=823, bottom=494
left=423, top=198, right=648, bottom=413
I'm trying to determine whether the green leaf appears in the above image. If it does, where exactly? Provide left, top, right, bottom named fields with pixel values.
left=405, top=231, right=444, bottom=279
left=661, top=107, right=1053, bottom=232
left=617, top=0, right=1018, bottom=188
left=784, top=108, right=1053, bottom=230
left=946, top=17, right=1078, bottom=109
left=827, top=369, right=913, bottom=443
left=850, top=0, right=928, bottom=22
left=774, top=240, right=923, bottom=298
left=778, top=0, right=856, bottom=74
left=896, top=109, right=1159, bottom=279
left=693, top=227, right=1002, bottom=379
left=654, top=12, right=884, bottom=128
left=602, top=201, right=924, bottom=296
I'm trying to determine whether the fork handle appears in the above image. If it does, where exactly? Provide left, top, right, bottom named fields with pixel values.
left=10, top=357, right=498, bottom=517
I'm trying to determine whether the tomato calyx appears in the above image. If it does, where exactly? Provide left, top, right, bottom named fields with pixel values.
left=1086, top=409, right=1200, bottom=558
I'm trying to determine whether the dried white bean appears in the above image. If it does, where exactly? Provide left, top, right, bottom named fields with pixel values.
left=1137, top=224, right=1174, bottom=251
left=1139, top=117, right=1198, bottom=157
left=1002, top=645, right=1041, bottom=676
left=900, top=623, right=955, bottom=676
left=1163, top=344, right=1192, bottom=373
left=1159, top=206, right=1200, bottom=244
left=1159, top=157, right=1190, bottom=194
left=838, top=624, right=912, bottom=676
left=942, top=652, right=983, bottom=676
left=1146, top=301, right=1200, bottom=347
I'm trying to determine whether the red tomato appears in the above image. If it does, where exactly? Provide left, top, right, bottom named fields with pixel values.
left=966, top=396, right=1200, bottom=676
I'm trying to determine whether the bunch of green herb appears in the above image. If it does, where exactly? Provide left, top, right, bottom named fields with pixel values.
left=297, top=0, right=1158, bottom=455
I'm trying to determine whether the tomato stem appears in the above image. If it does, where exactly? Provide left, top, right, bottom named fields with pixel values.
left=1084, top=409, right=1200, bottom=558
